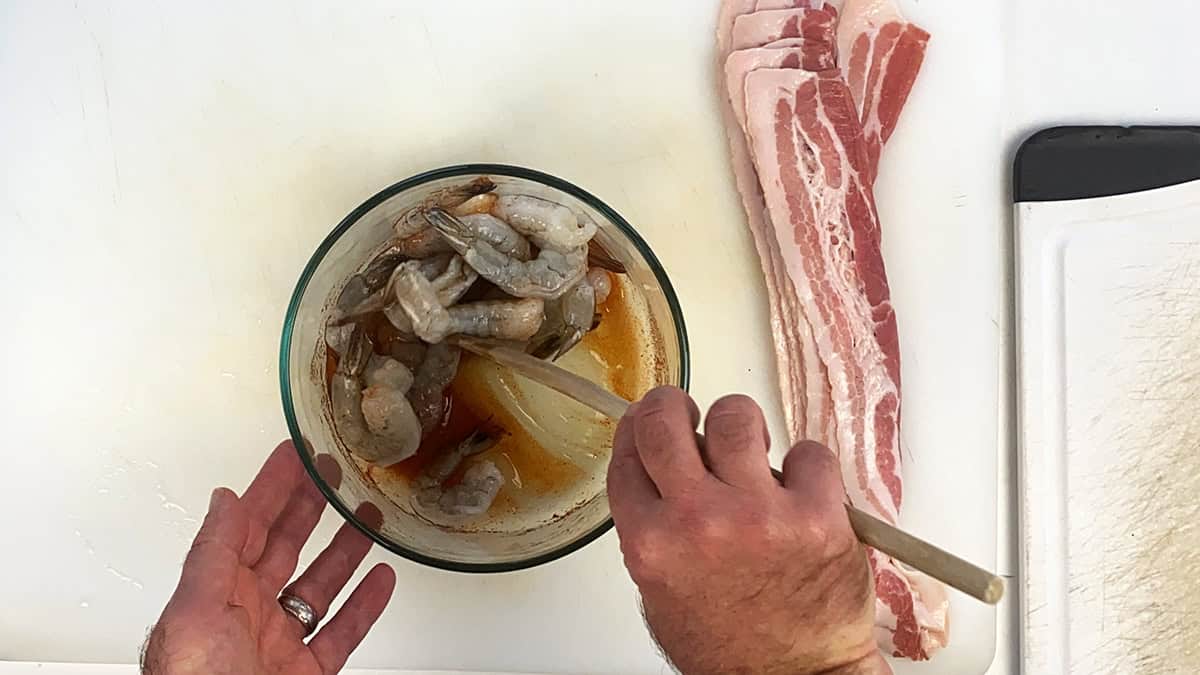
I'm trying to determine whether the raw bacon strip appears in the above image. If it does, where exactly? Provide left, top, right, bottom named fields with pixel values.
left=871, top=550, right=950, bottom=659
left=742, top=67, right=901, bottom=524
left=730, top=7, right=839, bottom=52
left=756, top=0, right=837, bottom=14
left=717, top=3, right=810, bottom=443
left=726, top=49, right=836, bottom=131
left=717, top=0, right=760, bottom=56
left=742, top=66, right=947, bottom=660
left=838, top=0, right=930, bottom=183
left=721, top=43, right=838, bottom=447
left=730, top=42, right=836, bottom=76
left=717, top=2, right=838, bottom=445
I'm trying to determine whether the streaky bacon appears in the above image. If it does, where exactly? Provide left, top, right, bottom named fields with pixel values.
left=742, top=65, right=947, bottom=660
left=717, top=3, right=839, bottom=446
left=742, top=67, right=901, bottom=525
left=837, top=0, right=930, bottom=183
left=755, top=0, right=838, bottom=12
left=730, top=7, right=840, bottom=52
left=716, top=0, right=946, bottom=661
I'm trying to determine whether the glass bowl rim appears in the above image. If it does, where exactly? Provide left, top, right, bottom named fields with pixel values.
left=279, top=163, right=691, bottom=573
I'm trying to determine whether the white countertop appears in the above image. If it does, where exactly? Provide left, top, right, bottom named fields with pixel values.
left=3, top=1, right=1198, bottom=673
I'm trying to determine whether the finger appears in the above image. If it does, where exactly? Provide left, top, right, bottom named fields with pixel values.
left=280, top=505, right=382, bottom=638
left=703, top=394, right=773, bottom=488
left=253, top=474, right=329, bottom=592
left=177, top=488, right=250, bottom=597
left=631, top=386, right=707, bottom=497
left=240, top=441, right=307, bottom=531
left=607, top=404, right=659, bottom=527
left=308, top=563, right=397, bottom=674
left=782, top=441, right=846, bottom=518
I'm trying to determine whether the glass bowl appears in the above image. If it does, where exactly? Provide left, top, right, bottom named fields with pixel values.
left=280, top=164, right=689, bottom=572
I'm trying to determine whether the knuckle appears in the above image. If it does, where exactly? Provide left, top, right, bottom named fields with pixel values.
left=693, top=516, right=734, bottom=544
left=635, top=413, right=676, bottom=453
left=707, top=412, right=759, bottom=449
left=621, top=530, right=665, bottom=582
left=791, top=516, right=834, bottom=556
left=706, top=396, right=764, bottom=450
left=791, top=513, right=855, bottom=561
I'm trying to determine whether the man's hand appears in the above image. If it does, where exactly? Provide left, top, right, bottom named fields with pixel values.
left=142, top=441, right=396, bottom=675
left=607, top=387, right=889, bottom=675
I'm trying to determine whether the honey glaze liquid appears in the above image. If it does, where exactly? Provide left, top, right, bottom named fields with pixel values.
left=359, top=274, right=665, bottom=533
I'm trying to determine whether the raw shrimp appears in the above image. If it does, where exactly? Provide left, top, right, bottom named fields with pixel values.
left=394, top=177, right=497, bottom=237
left=365, top=355, right=414, bottom=391
left=414, top=433, right=505, bottom=517
left=586, top=268, right=613, bottom=304
left=329, top=244, right=408, bottom=324
left=435, top=461, right=504, bottom=516
left=360, top=356, right=419, bottom=442
left=361, top=243, right=407, bottom=290
left=492, top=195, right=596, bottom=251
left=395, top=227, right=453, bottom=258
left=427, top=207, right=588, bottom=299
left=330, top=328, right=421, bottom=465
left=395, top=213, right=530, bottom=272
left=325, top=322, right=358, bottom=355
left=407, top=343, right=461, bottom=432
left=382, top=254, right=479, bottom=335
left=413, top=431, right=496, bottom=491
left=446, top=298, right=545, bottom=341
left=426, top=254, right=479, bottom=306
left=391, top=261, right=452, bottom=343
left=528, top=280, right=595, bottom=360
left=449, top=193, right=498, bottom=217
left=456, top=213, right=533, bottom=261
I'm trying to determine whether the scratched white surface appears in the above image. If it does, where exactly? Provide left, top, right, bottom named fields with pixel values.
left=1005, top=1, right=1200, bottom=674
left=0, top=0, right=1009, bottom=673
left=1017, top=180, right=1200, bottom=674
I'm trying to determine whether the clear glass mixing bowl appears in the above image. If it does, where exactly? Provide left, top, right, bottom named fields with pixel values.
left=280, top=164, right=689, bottom=572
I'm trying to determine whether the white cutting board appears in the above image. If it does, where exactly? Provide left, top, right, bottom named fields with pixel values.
left=1017, top=178, right=1200, bottom=674
left=0, top=1, right=1002, bottom=672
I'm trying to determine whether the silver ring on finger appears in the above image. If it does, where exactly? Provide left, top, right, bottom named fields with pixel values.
left=278, top=592, right=320, bottom=636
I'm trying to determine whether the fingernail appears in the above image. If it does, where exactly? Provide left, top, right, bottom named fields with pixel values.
left=209, top=488, right=228, bottom=512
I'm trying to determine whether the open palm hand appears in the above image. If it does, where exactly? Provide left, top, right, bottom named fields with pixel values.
left=142, top=442, right=395, bottom=675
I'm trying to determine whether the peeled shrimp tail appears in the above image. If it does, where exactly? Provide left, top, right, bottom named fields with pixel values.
left=528, top=278, right=596, bottom=360
left=394, top=177, right=497, bottom=237
left=395, top=228, right=454, bottom=258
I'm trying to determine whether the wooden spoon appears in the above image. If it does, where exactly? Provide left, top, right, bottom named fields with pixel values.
left=452, top=335, right=1004, bottom=605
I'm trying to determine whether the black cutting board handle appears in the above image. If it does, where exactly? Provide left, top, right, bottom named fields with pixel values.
left=1014, top=126, right=1200, bottom=203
